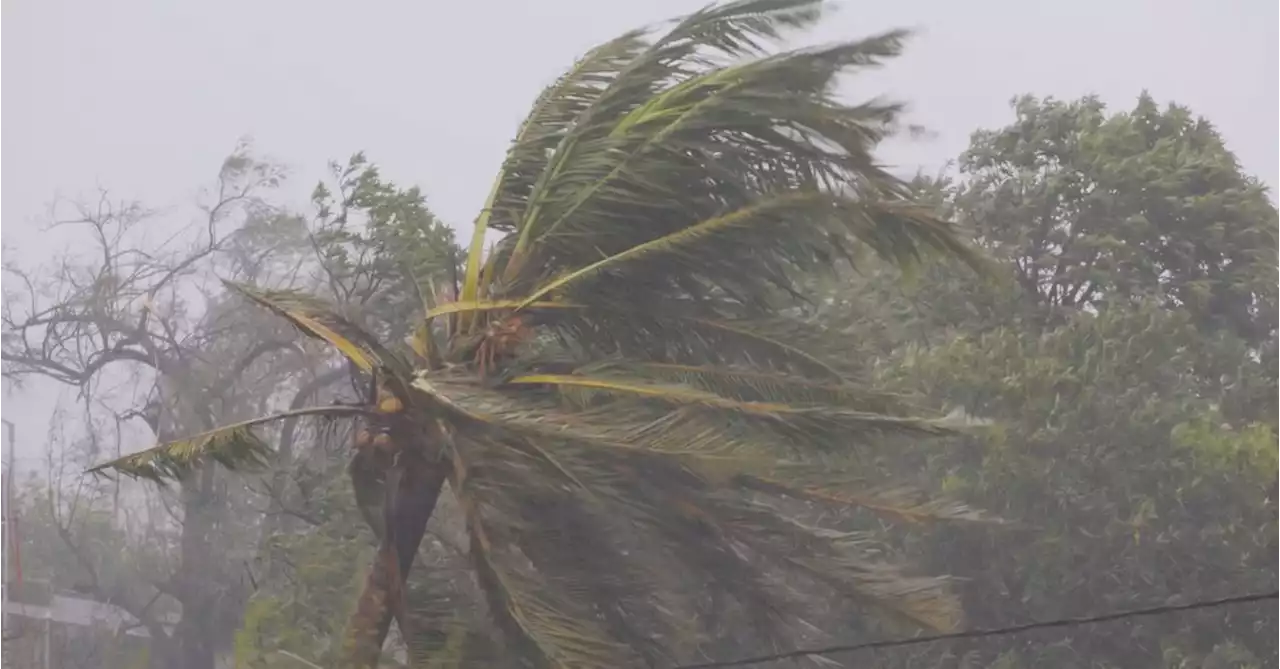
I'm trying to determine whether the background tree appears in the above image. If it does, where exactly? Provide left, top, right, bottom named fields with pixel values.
left=2, top=143, right=329, bottom=669
left=2, top=145, right=462, bottom=668
left=813, top=93, right=1277, bottom=668
left=6, top=429, right=170, bottom=669
left=957, top=94, right=1277, bottom=344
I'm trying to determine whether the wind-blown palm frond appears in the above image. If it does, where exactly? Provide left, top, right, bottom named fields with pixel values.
left=402, top=522, right=507, bottom=669
left=405, top=369, right=975, bottom=664
left=462, top=28, right=652, bottom=324
left=534, top=305, right=859, bottom=379
left=580, top=361, right=913, bottom=411
left=449, top=441, right=633, bottom=668
left=735, top=473, right=997, bottom=525
left=223, top=281, right=407, bottom=378
left=480, top=34, right=981, bottom=308
left=415, top=377, right=971, bottom=665
left=96, top=2, right=995, bottom=666
left=410, top=0, right=989, bottom=651
left=87, top=406, right=368, bottom=482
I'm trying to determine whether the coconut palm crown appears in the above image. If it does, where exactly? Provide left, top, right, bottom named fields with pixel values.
left=93, top=1, right=991, bottom=666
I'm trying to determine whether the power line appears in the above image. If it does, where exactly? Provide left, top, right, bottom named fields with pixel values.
left=673, top=590, right=1278, bottom=669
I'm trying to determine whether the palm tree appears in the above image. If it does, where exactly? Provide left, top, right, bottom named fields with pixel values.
left=93, top=0, right=990, bottom=666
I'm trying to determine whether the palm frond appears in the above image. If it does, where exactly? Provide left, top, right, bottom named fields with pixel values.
left=224, top=281, right=401, bottom=376
left=516, top=191, right=839, bottom=307
left=536, top=306, right=852, bottom=379
left=416, top=374, right=930, bottom=466
left=452, top=424, right=964, bottom=657
left=427, top=299, right=867, bottom=382
left=490, top=28, right=651, bottom=241
left=432, top=370, right=987, bottom=527
left=450, top=446, right=633, bottom=668
left=425, top=300, right=583, bottom=321
left=88, top=405, right=367, bottom=482
left=463, top=29, right=651, bottom=330
left=502, top=0, right=830, bottom=264
left=521, top=38, right=909, bottom=247
left=499, top=483, right=684, bottom=666
left=624, top=487, right=802, bottom=656
left=706, top=498, right=964, bottom=633
left=735, top=474, right=998, bottom=525
left=402, top=536, right=504, bottom=669
left=446, top=425, right=798, bottom=665
left=467, top=15, right=982, bottom=306
left=580, top=361, right=913, bottom=412
left=504, top=373, right=951, bottom=438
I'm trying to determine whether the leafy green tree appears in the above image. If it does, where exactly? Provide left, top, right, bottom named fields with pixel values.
left=307, top=152, right=460, bottom=341
left=891, top=305, right=1276, bottom=668
left=956, top=93, right=1277, bottom=345
left=816, top=94, right=1277, bottom=668
left=93, top=1, right=989, bottom=667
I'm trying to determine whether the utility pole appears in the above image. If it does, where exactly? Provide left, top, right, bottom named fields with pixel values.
left=1, top=419, right=14, bottom=669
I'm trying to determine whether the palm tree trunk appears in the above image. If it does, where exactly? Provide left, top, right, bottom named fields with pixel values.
left=340, top=453, right=449, bottom=668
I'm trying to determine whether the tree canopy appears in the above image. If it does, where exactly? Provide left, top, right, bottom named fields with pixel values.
left=816, top=92, right=1278, bottom=669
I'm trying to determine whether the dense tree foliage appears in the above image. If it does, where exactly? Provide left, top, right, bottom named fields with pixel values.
left=816, top=94, right=1277, bottom=669
left=957, top=94, right=1276, bottom=344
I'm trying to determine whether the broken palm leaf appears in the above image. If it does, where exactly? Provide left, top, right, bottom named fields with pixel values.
left=408, top=319, right=444, bottom=370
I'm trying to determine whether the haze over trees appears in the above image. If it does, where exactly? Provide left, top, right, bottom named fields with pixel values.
left=2, top=1, right=1275, bottom=668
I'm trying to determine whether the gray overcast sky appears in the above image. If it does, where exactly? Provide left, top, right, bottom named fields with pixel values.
left=1, top=0, right=1277, bottom=460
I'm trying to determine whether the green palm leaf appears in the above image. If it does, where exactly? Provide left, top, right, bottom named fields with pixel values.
left=581, top=361, right=912, bottom=411
left=504, top=373, right=951, bottom=440
left=450, top=446, right=630, bottom=668
left=463, top=29, right=651, bottom=329
left=87, top=405, right=367, bottom=482
left=535, top=307, right=853, bottom=379
left=504, top=0, right=830, bottom=264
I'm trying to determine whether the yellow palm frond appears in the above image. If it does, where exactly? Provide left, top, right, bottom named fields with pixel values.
left=224, top=281, right=393, bottom=375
